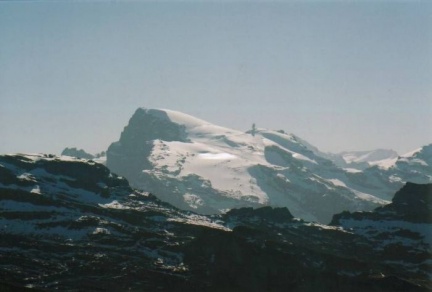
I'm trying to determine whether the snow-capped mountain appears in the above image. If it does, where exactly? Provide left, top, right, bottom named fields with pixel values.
left=106, top=108, right=397, bottom=223
left=293, top=142, right=399, bottom=171
left=0, top=154, right=430, bottom=291
left=61, top=147, right=107, bottom=164
left=351, top=144, right=432, bottom=201
left=390, top=144, right=432, bottom=181
left=105, top=108, right=432, bottom=223
left=337, top=149, right=399, bottom=169
left=340, top=149, right=398, bottom=165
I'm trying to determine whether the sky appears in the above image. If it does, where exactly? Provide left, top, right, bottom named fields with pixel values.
left=1, top=1, right=431, bottom=155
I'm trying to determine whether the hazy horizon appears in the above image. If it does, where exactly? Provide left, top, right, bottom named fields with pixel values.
left=1, top=1, right=431, bottom=155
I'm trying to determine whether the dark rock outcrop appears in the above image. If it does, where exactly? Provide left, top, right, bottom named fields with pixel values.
left=61, top=147, right=95, bottom=159
left=332, top=182, right=432, bottom=224
left=330, top=182, right=432, bottom=289
left=391, top=182, right=432, bottom=222
left=223, top=206, right=294, bottom=227
left=107, top=108, right=189, bottom=185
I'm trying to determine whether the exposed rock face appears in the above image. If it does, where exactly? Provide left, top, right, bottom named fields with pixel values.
left=331, top=182, right=432, bottom=287
left=224, top=206, right=294, bottom=224
left=61, top=147, right=95, bottom=159
left=391, top=182, right=432, bottom=223
left=107, top=108, right=189, bottom=186
left=331, top=182, right=432, bottom=224
left=0, top=154, right=430, bottom=291
left=331, top=182, right=432, bottom=225
left=0, top=153, right=220, bottom=291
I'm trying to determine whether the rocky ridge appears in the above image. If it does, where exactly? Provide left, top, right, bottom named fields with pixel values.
left=0, top=154, right=430, bottom=291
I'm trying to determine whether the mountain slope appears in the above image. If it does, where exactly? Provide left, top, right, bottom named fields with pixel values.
left=0, top=153, right=226, bottom=290
left=340, top=149, right=398, bottom=166
left=350, top=144, right=432, bottom=201
left=107, top=108, right=391, bottom=223
left=0, top=154, right=430, bottom=291
left=390, top=144, right=432, bottom=182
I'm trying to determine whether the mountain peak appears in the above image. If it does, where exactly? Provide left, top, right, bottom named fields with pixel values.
left=135, top=108, right=208, bottom=129
left=122, top=108, right=192, bottom=143
left=339, top=149, right=398, bottom=164
left=401, top=143, right=432, bottom=159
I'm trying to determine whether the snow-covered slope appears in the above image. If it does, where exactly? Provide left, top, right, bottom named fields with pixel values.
left=348, top=144, right=432, bottom=201
left=340, top=149, right=398, bottom=166
left=385, top=144, right=432, bottom=183
left=303, top=147, right=399, bottom=170
left=107, top=108, right=398, bottom=223
left=396, top=145, right=432, bottom=171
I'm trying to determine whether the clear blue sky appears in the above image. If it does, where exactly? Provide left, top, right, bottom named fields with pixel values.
left=1, top=1, right=431, bottom=155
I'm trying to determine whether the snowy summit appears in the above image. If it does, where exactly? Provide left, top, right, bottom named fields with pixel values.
left=104, top=108, right=431, bottom=223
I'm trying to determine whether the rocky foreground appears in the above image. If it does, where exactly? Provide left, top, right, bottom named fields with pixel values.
left=0, top=154, right=431, bottom=291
